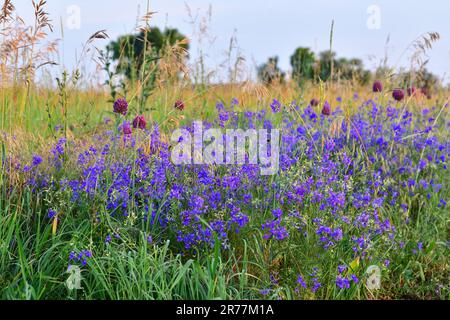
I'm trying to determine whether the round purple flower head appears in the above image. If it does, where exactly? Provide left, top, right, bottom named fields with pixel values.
left=174, top=100, right=185, bottom=111
left=322, top=101, right=331, bottom=116
left=113, top=98, right=128, bottom=115
left=372, top=80, right=383, bottom=93
left=392, top=89, right=405, bottom=102
left=310, top=98, right=319, bottom=107
left=122, top=121, right=132, bottom=135
left=133, top=115, right=147, bottom=130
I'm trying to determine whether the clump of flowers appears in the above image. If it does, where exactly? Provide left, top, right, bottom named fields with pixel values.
left=69, top=250, right=92, bottom=267
left=335, top=275, right=350, bottom=289
left=23, top=154, right=43, bottom=172
left=297, top=275, right=307, bottom=289
left=32, top=155, right=43, bottom=166
left=10, top=93, right=449, bottom=299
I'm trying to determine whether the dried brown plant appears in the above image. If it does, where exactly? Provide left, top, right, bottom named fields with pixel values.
left=0, top=0, right=15, bottom=24
left=1, top=0, right=57, bottom=84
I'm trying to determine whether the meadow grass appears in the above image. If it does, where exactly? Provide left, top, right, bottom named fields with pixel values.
left=0, top=1, right=449, bottom=301
left=1, top=83, right=448, bottom=300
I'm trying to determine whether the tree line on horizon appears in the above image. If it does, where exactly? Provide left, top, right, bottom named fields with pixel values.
left=106, top=26, right=440, bottom=91
left=257, top=49, right=371, bottom=86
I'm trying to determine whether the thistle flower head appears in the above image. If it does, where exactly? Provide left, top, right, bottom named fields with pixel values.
left=133, top=115, right=147, bottom=130
left=392, top=89, right=405, bottom=102
left=174, top=100, right=185, bottom=111
left=113, top=98, right=128, bottom=115
left=310, top=98, right=319, bottom=107
left=372, top=80, right=383, bottom=93
left=322, top=101, right=331, bottom=116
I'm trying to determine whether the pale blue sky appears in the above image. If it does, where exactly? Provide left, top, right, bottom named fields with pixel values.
left=14, top=0, right=450, bottom=83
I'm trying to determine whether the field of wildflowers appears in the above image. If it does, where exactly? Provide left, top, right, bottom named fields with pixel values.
left=0, top=1, right=449, bottom=301
left=2, top=87, right=448, bottom=300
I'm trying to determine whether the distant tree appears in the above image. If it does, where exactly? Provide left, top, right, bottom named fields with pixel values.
left=317, top=51, right=337, bottom=81
left=290, top=47, right=316, bottom=86
left=335, top=57, right=371, bottom=84
left=397, top=68, right=440, bottom=94
left=374, top=66, right=439, bottom=95
left=316, top=51, right=370, bottom=84
left=374, top=66, right=394, bottom=80
left=419, top=69, right=440, bottom=90
left=257, top=56, right=285, bottom=85
left=107, top=27, right=189, bottom=81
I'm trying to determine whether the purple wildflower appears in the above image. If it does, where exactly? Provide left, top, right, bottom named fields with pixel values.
left=260, top=289, right=271, bottom=296
left=310, top=98, right=319, bottom=107
left=373, top=80, right=383, bottom=93
left=48, top=209, right=57, bottom=219
left=113, top=98, right=128, bottom=115
left=32, top=155, right=43, bottom=167
left=133, top=115, right=147, bottom=130
left=174, top=100, right=185, bottom=111
left=270, top=99, right=281, bottom=113
left=392, top=89, right=405, bottom=102
left=272, top=208, right=283, bottom=219
left=122, top=121, right=132, bottom=135
left=322, top=101, right=331, bottom=116
left=336, top=275, right=350, bottom=289
left=297, top=275, right=307, bottom=288
left=338, top=265, right=347, bottom=274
